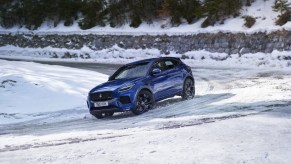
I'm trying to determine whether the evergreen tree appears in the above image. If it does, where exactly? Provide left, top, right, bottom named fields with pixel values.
left=107, top=0, right=127, bottom=27
left=201, top=0, right=221, bottom=27
left=0, top=0, right=255, bottom=29
left=159, top=0, right=201, bottom=26
left=181, top=0, right=202, bottom=24
left=168, top=0, right=183, bottom=25
left=201, top=0, right=242, bottom=28
left=140, top=0, right=161, bottom=23
left=22, top=0, right=47, bottom=30
left=129, top=0, right=142, bottom=28
left=59, top=0, right=81, bottom=26
left=79, top=0, right=105, bottom=30
left=0, top=1, right=23, bottom=28
left=44, top=0, right=60, bottom=27
left=130, top=11, right=142, bottom=28
left=273, top=0, right=291, bottom=14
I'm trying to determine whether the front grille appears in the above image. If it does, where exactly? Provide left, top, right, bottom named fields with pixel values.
left=119, top=96, right=131, bottom=104
left=90, top=91, right=113, bottom=101
left=90, top=105, right=117, bottom=111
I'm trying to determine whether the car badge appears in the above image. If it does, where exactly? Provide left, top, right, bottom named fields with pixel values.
left=99, top=93, right=102, bottom=98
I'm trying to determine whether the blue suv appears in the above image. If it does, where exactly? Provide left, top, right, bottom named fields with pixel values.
left=87, top=57, right=195, bottom=119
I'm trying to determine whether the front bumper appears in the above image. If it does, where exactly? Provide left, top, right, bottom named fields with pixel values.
left=87, top=90, right=136, bottom=114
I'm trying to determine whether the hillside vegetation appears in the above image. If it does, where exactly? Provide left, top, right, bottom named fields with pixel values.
left=0, top=0, right=290, bottom=30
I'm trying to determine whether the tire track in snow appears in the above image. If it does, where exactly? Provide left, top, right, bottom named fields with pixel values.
left=2, top=102, right=290, bottom=153
left=0, top=134, right=131, bottom=153
left=158, top=101, right=291, bottom=130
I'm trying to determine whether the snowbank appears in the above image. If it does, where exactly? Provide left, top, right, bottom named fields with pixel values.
left=0, top=60, right=108, bottom=124
left=0, top=45, right=290, bottom=69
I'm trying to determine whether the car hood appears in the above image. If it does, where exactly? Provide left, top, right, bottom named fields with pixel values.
left=90, top=77, right=143, bottom=93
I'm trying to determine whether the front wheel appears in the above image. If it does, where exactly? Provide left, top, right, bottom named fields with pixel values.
left=132, top=90, right=154, bottom=115
left=182, top=78, right=195, bottom=100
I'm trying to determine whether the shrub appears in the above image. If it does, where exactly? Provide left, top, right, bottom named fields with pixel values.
left=244, top=16, right=256, bottom=28
left=201, top=17, right=216, bottom=28
left=130, top=14, right=142, bottom=28
left=201, top=17, right=211, bottom=28
left=276, top=12, right=290, bottom=26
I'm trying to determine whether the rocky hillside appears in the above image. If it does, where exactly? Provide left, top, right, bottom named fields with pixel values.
left=1, top=30, right=290, bottom=56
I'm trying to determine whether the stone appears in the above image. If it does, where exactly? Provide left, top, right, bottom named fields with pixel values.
left=0, top=30, right=289, bottom=57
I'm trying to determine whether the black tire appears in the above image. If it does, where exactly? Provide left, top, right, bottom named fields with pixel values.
left=132, top=90, right=154, bottom=115
left=182, top=78, right=195, bottom=100
left=92, top=112, right=114, bottom=119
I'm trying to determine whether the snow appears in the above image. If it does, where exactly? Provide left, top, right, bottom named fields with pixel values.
left=1, top=45, right=291, bottom=69
left=0, top=0, right=290, bottom=35
left=1, top=114, right=291, bottom=163
left=0, top=0, right=290, bottom=161
left=0, top=59, right=108, bottom=124
left=0, top=60, right=291, bottom=163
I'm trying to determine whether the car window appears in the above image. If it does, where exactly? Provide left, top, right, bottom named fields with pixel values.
left=164, top=59, right=179, bottom=70
left=152, top=61, right=166, bottom=72
left=112, top=62, right=149, bottom=80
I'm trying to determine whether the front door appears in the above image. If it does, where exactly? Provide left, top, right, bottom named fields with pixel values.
left=149, top=60, right=170, bottom=101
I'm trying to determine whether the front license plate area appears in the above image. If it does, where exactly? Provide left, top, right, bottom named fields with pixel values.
left=94, top=101, right=109, bottom=107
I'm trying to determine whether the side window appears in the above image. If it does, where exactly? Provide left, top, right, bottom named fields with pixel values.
left=152, top=61, right=166, bottom=72
left=164, top=59, right=179, bottom=70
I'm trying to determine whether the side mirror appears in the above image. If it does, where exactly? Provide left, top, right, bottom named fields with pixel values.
left=152, top=68, right=161, bottom=75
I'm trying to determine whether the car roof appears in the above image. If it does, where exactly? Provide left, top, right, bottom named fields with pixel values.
left=125, top=57, right=180, bottom=66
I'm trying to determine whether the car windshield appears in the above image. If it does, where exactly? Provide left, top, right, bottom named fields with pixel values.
left=112, top=62, right=149, bottom=80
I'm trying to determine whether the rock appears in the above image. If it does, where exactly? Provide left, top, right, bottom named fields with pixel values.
left=181, top=54, right=189, bottom=59
left=0, top=30, right=290, bottom=56
left=239, top=48, right=250, bottom=55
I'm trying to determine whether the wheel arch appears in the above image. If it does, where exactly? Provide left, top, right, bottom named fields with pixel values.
left=184, top=75, right=194, bottom=83
left=133, top=86, right=155, bottom=106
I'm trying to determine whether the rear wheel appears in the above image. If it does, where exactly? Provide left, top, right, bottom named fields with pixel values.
left=182, top=78, right=195, bottom=100
left=132, top=90, right=154, bottom=115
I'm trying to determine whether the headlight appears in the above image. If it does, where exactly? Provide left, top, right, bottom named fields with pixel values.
left=119, top=83, right=135, bottom=92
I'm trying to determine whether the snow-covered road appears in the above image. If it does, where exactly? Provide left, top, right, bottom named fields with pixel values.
left=0, top=60, right=291, bottom=163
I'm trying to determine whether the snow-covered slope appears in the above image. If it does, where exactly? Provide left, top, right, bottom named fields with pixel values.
left=0, top=60, right=291, bottom=163
left=0, top=60, right=107, bottom=124
left=1, top=45, right=290, bottom=69
left=0, top=0, right=290, bottom=35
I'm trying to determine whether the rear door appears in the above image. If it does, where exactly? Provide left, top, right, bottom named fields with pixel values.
left=163, top=59, right=183, bottom=95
